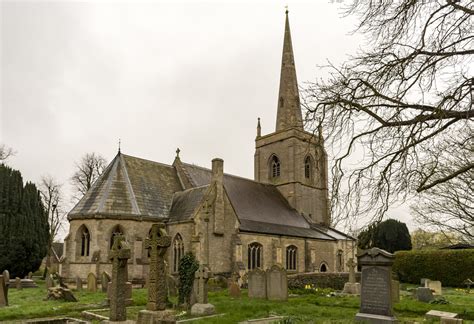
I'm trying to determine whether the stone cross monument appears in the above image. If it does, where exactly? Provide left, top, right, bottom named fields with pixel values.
left=108, top=234, right=131, bottom=322
left=343, top=257, right=360, bottom=295
left=190, top=264, right=215, bottom=316
left=348, top=258, right=356, bottom=283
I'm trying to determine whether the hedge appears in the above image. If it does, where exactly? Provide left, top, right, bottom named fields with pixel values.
left=393, top=249, right=474, bottom=287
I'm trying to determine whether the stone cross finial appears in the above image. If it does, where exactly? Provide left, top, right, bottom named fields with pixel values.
left=145, top=224, right=171, bottom=311
left=176, top=148, right=181, bottom=158
left=109, top=234, right=131, bottom=322
left=347, top=258, right=356, bottom=283
left=194, top=265, right=211, bottom=304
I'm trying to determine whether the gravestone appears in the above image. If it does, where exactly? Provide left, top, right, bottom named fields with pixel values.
left=0, top=275, right=8, bottom=307
left=248, top=269, right=267, bottom=299
left=426, top=310, right=458, bottom=320
left=76, top=277, right=83, bottom=291
left=391, top=280, right=400, bottom=303
left=343, top=258, right=361, bottom=294
left=416, top=287, right=434, bottom=302
left=137, top=224, right=176, bottom=324
left=427, top=280, right=442, bottom=295
left=2, top=270, right=9, bottom=284
left=101, top=271, right=111, bottom=293
left=191, top=264, right=215, bottom=316
left=108, top=234, right=131, bottom=322
left=46, top=274, right=54, bottom=289
left=87, top=273, right=97, bottom=292
left=27, top=272, right=33, bottom=279
left=355, top=248, right=398, bottom=323
left=228, top=275, right=241, bottom=299
left=15, top=277, right=22, bottom=290
left=421, top=278, right=430, bottom=286
left=265, top=265, right=288, bottom=301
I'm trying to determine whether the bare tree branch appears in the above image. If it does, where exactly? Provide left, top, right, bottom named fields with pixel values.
left=70, top=152, right=107, bottom=201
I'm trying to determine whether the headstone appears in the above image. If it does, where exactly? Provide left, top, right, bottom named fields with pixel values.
left=421, top=278, right=430, bottom=286
left=137, top=224, right=176, bottom=324
left=426, top=280, right=442, bottom=295
left=101, top=271, right=111, bottom=293
left=426, top=310, right=458, bottom=320
left=27, top=272, right=33, bottom=279
left=46, top=274, right=54, bottom=289
left=46, top=287, right=78, bottom=302
left=391, top=280, right=400, bottom=303
left=108, top=234, right=131, bottom=322
left=87, top=273, right=97, bottom=292
left=265, top=265, right=288, bottom=301
left=2, top=270, right=9, bottom=284
left=15, top=277, right=22, bottom=290
left=248, top=269, right=267, bottom=299
left=228, top=281, right=241, bottom=298
left=76, top=277, right=83, bottom=291
left=416, top=287, right=434, bottom=302
left=190, top=264, right=215, bottom=316
left=0, top=275, right=8, bottom=307
left=355, top=248, right=397, bottom=323
left=343, top=258, right=361, bottom=294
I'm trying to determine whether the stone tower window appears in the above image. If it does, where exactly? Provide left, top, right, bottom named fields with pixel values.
left=320, top=262, right=328, bottom=272
left=110, top=225, right=124, bottom=249
left=78, top=225, right=90, bottom=257
left=248, top=242, right=263, bottom=270
left=304, top=156, right=312, bottom=179
left=173, top=233, right=184, bottom=273
left=286, top=245, right=297, bottom=271
left=270, top=155, right=281, bottom=178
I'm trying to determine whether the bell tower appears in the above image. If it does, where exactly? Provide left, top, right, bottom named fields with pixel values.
left=254, top=10, right=330, bottom=226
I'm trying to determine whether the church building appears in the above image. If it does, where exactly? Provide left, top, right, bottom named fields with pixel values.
left=61, top=11, right=354, bottom=282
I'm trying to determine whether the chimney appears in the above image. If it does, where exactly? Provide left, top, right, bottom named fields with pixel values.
left=211, top=158, right=224, bottom=235
left=211, top=158, right=224, bottom=183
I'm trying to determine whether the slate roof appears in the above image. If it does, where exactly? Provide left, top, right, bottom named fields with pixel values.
left=69, top=154, right=182, bottom=219
left=169, top=185, right=209, bottom=222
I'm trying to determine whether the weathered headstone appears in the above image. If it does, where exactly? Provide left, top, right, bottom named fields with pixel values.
left=391, top=280, right=400, bottom=303
left=108, top=234, right=131, bottom=322
left=228, top=277, right=241, bottom=299
left=0, top=275, right=8, bottom=307
left=416, top=287, right=434, bottom=302
left=15, top=277, right=22, bottom=290
left=76, top=277, right=83, bottom=291
left=355, top=248, right=397, bottom=323
left=265, top=265, right=288, bottom=301
left=248, top=268, right=267, bottom=299
left=101, top=271, right=111, bottom=293
left=137, top=224, right=176, bottom=324
left=426, top=280, right=442, bottom=295
left=87, top=273, right=97, bottom=292
left=191, top=264, right=215, bottom=315
left=421, top=278, right=430, bottom=286
left=2, top=270, right=10, bottom=284
left=343, top=258, right=361, bottom=294
left=46, top=274, right=54, bottom=289
left=426, top=310, right=458, bottom=320
left=27, top=272, right=33, bottom=279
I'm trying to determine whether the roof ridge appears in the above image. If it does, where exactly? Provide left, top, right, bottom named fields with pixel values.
left=96, top=155, right=120, bottom=213
left=120, top=154, right=141, bottom=214
left=121, top=153, right=174, bottom=169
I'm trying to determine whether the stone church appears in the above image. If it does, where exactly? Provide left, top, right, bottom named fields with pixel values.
left=61, top=12, right=354, bottom=282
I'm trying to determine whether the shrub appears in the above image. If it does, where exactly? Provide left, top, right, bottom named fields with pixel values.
left=393, top=249, right=474, bottom=287
left=177, top=252, right=199, bottom=305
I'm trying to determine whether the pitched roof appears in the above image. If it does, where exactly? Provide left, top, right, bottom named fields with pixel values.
left=69, top=153, right=182, bottom=219
left=180, top=163, right=341, bottom=240
left=169, top=185, right=209, bottom=222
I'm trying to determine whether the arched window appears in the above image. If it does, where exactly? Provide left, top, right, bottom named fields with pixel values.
left=110, top=225, right=124, bottom=249
left=286, top=245, right=297, bottom=271
left=78, top=225, right=90, bottom=257
left=320, top=262, right=328, bottom=272
left=304, top=156, right=312, bottom=179
left=173, top=234, right=184, bottom=273
left=248, top=242, right=263, bottom=270
left=270, top=155, right=281, bottom=178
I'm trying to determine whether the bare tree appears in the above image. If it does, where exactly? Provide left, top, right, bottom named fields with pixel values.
left=0, top=144, right=15, bottom=162
left=303, top=1, right=473, bottom=227
left=39, top=175, right=66, bottom=276
left=71, top=152, right=107, bottom=200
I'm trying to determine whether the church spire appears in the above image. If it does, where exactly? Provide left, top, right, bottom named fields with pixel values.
left=275, top=10, right=303, bottom=131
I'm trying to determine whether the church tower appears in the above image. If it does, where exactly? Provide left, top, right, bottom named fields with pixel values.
left=254, top=10, right=330, bottom=226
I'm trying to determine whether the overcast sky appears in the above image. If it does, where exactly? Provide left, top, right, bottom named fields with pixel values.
left=1, top=0, right=415, bottom=238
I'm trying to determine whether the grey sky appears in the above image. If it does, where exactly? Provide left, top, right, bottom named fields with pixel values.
left=1, top=1, right=414, bottom=237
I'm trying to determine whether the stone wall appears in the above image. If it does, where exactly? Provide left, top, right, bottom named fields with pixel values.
left=287, top=272, right=361, bottom=290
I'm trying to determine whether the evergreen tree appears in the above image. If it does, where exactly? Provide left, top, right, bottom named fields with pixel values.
left=357, top=219, right=412, bottom=253
left=0, top=164, right=49, bottom=278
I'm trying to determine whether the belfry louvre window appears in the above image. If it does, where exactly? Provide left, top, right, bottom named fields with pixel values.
left=271, top=155, right=281, bottom=178
left=173, top=234, right=184, bottom=273
left=248, top=242, right=263, bottom=270
left=80, top=226, right=90, bottom=257
left=286, top=245, right=297, bottom=270
left=304, top=156, right=312, bottom=179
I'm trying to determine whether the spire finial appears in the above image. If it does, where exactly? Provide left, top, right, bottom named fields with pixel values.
left=285, top=5, right=288, bottom=14
left=257, top=117, right=262, bottom=137
left=118, top=138, right=121, bottom=154
left=176, top=147, right=181, bottom=158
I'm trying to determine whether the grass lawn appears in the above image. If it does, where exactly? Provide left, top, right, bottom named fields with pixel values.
left=0, top=281, right=473, bottom=323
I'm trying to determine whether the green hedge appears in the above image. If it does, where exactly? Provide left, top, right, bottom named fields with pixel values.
left=393, top=249, right=474, bottom=287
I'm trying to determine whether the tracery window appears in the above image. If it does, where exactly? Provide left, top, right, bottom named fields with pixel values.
left=286, top=245, right=297, bottom=271
left=248, top=242, right=263, bottom=270
left=173, top=234, right=185, bottom=273
left=110, top=225, right=124, bottom=249
left=271, top=155, right=281, bottom=178
left=79, top=225, right=90, bottom=257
